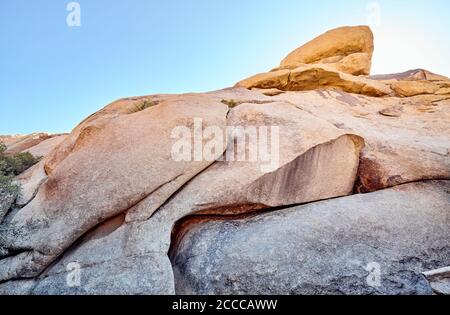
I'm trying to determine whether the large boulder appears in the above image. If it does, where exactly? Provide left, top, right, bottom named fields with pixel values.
left=0, top=95, right=229, bottom=282
left=236, top=26, right=450, bottom=98
left=279, top=26, right=374, bottom=75
left=1, top=89, right=364, bottom=294
left=272, top=90, right=450, bottom=192
left=172, top=181, right=450, bottom=295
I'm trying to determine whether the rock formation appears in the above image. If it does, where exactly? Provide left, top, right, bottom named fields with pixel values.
left=172, top=181, right=450, bottom=295
left=2, top=133, right=65, bottom=156
left=0, top=25, right=449, bottom=295
left=236, top=26, right=450, bottom=99
left=279, top=26, right=374, bottom=75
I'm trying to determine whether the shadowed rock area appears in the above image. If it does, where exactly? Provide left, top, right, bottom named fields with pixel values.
left=172, top=181, right=450, bottom=295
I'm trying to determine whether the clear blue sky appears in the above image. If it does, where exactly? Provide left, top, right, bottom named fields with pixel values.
left=1, top=0, right=449, bottom=134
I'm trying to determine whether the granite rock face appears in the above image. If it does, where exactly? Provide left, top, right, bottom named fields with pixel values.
left=172, top=181, right=450, bottom=295
left=0, top=25, right=449, bottom=295
left=272, top=90, right=450, bottom=192
left=0, top=89, right=364, bottom=295
left=0, top=96, right=229, bottom=283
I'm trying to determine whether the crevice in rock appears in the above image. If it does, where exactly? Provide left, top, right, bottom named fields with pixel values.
left=168, top=195, right=357, bottom=266
left=30, top=212, right=127, bottom=286
left=167, top=179, right=450, bottom=292
left=354, top=155, right=450, bottom=193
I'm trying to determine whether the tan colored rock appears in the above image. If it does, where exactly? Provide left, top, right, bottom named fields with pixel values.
left=273, top=90, right=450, bottom=192
left=1, top=135, right=67, bottom=215
left=250, top=88, right=285, bottom=96
left=0, top=95, right=228, bottom=282
left=287, top=65, right=391, bottom=96
left=435, top=81, right=450, bottom=95
left=4, top=90, right=365, bottom=294
left=369, top=69, right=450, bottom=97
left=237, top=64, right=392, bottom=97
left=1, top=23, right=450, bottom=295
left=379, top=105, right=403, bottom=117
left=370, top=69, right=450, bottom=82
left=325, top=52, right=372, bottom=76
left=0, top=135, right=29, bottom=147
left=128, top=100, right=364, bottom=221
left=14, top=161, right=47, bottom=207
left=4, top=133, right=54, bottom=155
left=235, top=69, right=290, bottom=90
left=280, top=26, right=374, bottom=74
left=391, top=80, right=440, bottom=97
left=23, top=135, right=67, bottom=158
left=276, top=52, right=372, bottom=76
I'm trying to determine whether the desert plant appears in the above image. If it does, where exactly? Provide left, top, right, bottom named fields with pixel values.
left=0, top=142, right=6, bottom=156
left=0, top=141, right=41, bottom=196
left=221, top=99, right=239, bottom=108
left=130, top=99, right=158, bottom=113
left=0, top=152, right=41, bottom=176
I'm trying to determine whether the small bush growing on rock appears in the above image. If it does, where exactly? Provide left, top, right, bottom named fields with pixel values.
left=130, top=99, right=158, bottom=113
left=0, top=142, right=41, bottom=195
left=221, top=99, right=239, bottom=108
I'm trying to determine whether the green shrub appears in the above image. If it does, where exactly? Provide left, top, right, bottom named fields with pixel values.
left=221, top=99, right=239, bottom=108
left=0, top=173, right=19, bottom=196
left=0, top=142, right=6, bottom=156
left=0, top=152, right=41, bottom=176
left=0, top=141, right=41, bottom=196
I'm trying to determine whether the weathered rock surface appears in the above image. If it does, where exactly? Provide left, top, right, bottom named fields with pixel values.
left=13, top=161, right=48, bottom=207
left=3, top=133, right=60, bottom=156
left=172, top=181, right=450, bottom=295
left=0, top=135, right=29, bottom=146
left=9, top=134, right=69, bottom=207
left=22, top=134, right=67, bottom=158
left=1, top=90, right=364, bottom=294
left=423, top=266, right=450, bottom=295
left=369, top=68, right=450, bottom=82
left=279, top=26, right=374, bottom=75
left=0, top=133, right=67, bottom=223
left=272, top=90, right=450, bottom=192
left=1, top=25, right=449, bottom=295
left=236, top=26, right=450, bottom=99
left=235, top=26, right=386, bottom=95
left=237, top=65, right=392, bottom=97
left=0, top=95, right=229, bottom=282
left=0, top=190, right=15, bottom=223
left=391, top=80, right=440, bottom=97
